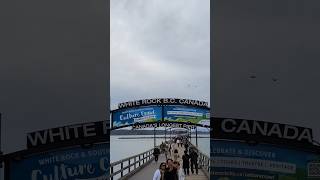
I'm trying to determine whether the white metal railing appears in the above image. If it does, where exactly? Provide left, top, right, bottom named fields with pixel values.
left=110, top=148, right=155, bottom=180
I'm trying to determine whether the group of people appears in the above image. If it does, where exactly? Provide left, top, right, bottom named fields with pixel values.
left=152, top=137, right=199, bottom=180
left=152, top=158, right=184, bottom=180
left=181, top=148, right=199, bottom=175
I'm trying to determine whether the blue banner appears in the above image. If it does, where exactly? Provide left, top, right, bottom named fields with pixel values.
left=163, top=105, right=209, bottom=125
left=112, top=106, right=162, bottom=128
left=9, top=143, right=109, bottom=180
left=210, top=140, right=320, bottom=180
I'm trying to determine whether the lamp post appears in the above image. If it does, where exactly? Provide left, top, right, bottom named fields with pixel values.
left=165, top=127, right=166, bottom=142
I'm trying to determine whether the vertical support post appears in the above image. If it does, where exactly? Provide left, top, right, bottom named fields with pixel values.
left=111, top=166, right=114, bottom=180
left=143, top=153, right=145, bottom=163
left=165, top=127, right=166, bottom=142
left=128, top=159, right=131, bottom=172
left=154, top=127, right=156, bottom=148
left=161, top=104, right=164, bottom=121
left=196, top=126, right=198, bottom=148
left=139, top=155, right=141, bottom=166
left=121, top=162, right=123, bottom=177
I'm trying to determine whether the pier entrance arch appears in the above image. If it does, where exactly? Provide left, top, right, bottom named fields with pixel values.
left=111, top=98, right=210, bottom=130
left=111, top=98, right=210, bottom=149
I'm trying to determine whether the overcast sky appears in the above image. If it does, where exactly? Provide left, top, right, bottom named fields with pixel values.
left=110, top=0, right=210, bottom=109
left=212, top=0, right=320, bottom=142
left=0, top=0, right=108, bottom=154
left=2, top=0, right=320, bottom=159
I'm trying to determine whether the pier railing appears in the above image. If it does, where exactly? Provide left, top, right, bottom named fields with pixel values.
left=110, top=148, right=155, bottom=180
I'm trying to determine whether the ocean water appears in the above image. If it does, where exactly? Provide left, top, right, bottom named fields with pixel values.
left=110, top=134, right=210, bottom=163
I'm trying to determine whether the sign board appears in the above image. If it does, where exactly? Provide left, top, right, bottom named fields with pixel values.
left=117, top=98, right=209, bottom=109
left=111, top=104, right=210, bottom=129
left=6, top=143, right=109, bottom=180
left=212, top=117, right=314, bottom=148
left=210, top=140, right=320, bottom=180
left=163, top=105, right=209, bottom=125
left=27, top=121, right=109, bottom=149
left=112, top=106, right=162, bottom=128
left=132, top=122, right=197, bottom=129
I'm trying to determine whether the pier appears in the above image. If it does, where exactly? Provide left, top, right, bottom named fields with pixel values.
left=110, top=140, right=209, bottom=180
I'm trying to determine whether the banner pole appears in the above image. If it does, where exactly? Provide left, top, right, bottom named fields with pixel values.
left=154, top=127, right=156, bottom=148
left=196, top=126, right=198, bottom=148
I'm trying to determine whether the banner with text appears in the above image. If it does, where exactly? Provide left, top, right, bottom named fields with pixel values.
left=210, top=140, right=320, bottom=180
left=8, top=143, right=109, bottom=180
left=27, top=121, right=109, bottom=149
left=118, top=98, right=209, bottom=109
left=112, top=106, right=162, bottom=128
left=212, top=117, right=314, bottom=148
left=163, top=105, right=209, bottom=126
left=132, top=122, right=196, bottom=129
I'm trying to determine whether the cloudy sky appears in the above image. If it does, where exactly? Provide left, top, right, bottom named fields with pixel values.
left=213, top=0, right=320, bottom=142
left=110, top=0, right=210, bottom=109
left=0, top=0, right=108, bottom=154
left=2, top=0, right=320, bottom=160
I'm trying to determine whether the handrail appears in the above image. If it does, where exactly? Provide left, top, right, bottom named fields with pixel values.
left=110, top=147, right=156, bottom=180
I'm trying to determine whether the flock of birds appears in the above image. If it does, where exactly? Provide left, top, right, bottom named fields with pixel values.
left=185, top=75, right=279, bottom=89
left=250, top=75, right=278, bottom=82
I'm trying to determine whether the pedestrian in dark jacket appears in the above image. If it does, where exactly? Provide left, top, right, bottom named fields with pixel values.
left=184, top=142, right=189, bottom=153
left=182, top=150, right=190, bottom=175
left=189, top=149, right=198, bottom=174
left=164, top=158, right=179, bottom=180
left=153, top=147, right=161, bottom=162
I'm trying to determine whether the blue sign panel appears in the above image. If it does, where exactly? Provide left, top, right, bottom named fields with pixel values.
left=163, top=105, right=209, bottom=126
left=9, top=143, right=109, bottom=180
left=210, top=140, right=320, bottom=180
left=112, top=106, right=162, bottom=128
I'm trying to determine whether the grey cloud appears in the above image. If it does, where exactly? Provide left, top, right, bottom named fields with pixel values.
left=213, top=0, right=320, bottom=141
left=111, top=0, right=210, bottom=107
left=0, top=0, right=108, bottom=153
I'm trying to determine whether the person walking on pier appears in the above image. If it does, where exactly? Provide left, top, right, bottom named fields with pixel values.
left=176, top=139, right=181, bottom=147
left=173, top=148, right=179, bottom=161
left=153, top=162, right=166, bottom=180
left=160, top=142, right=166, bottom=153
left=153, top=147, right=161, bottom=163
left=184, top=141, right=189, bottom=153
left=174, top=161, right=185, bottom=180
left=164, top=146, right=169, bottom=160
left=164, top=159, right=178, bottom=180
left=182, top=150, right=190, bottom=176
left=190, top=148, right=199, bottom=175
